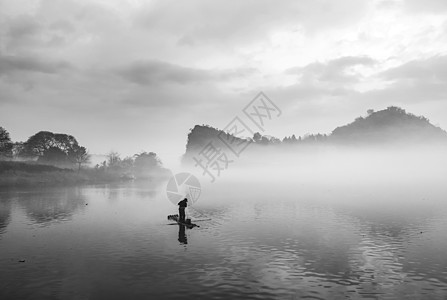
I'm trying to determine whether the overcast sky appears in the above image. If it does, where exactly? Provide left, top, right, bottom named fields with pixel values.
left=1, top=0, right=447, bottom=166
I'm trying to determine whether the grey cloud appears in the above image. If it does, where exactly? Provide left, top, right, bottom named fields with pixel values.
left=275, top=55, right=447, bottom=110
left=136, top=0, right=368, bottom=44
left=260, top=80, right=358, bottom=110
left=2, top=13, right=78, bottom=51
left=7, top=15, right=42, bottom=39
left=49, top=20, right=76, bottom=34
left=0, top=54, right=72, bottom=75
left=286, top=56, right=377, bottom=84
left=404, top=0, right=447, bottom=13
left=116, top=60, right=257, bottom=85
left=380, top=55, right=447, bottom=82
left=2, top=15, right=43, bottom=51
left=360, top=55, right=447, bottom=104
left=117, top=60, right=208, bottom=85
left=360, top=80, right=447, bottom=105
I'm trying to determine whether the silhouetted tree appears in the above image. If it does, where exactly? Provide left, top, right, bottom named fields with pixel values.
left=0, top=127, right=13, bottom=159
left=20, top=131, right=55, bottom=157
left=21, top=131, right=81, bottom=161
left=38, top=147, right=70, bottom=164
left=69, top=145, right=91, bottom=171
left=12, top=142, right=24, bottom=158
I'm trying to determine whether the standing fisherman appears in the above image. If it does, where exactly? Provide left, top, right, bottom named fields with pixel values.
left=177, top=197, right=188, bottom=222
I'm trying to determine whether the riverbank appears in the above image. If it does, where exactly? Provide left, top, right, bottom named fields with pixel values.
left=0, top=161, right=171, bottom=188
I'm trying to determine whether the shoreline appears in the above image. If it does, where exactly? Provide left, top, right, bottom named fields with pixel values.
left=0, top=161, right=171, bottom=188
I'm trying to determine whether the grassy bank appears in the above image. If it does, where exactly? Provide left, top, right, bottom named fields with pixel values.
left=0, top=161, right=170, bottom=188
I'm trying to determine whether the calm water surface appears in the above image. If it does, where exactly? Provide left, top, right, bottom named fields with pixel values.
left=1, top=181, right=447, bottom=300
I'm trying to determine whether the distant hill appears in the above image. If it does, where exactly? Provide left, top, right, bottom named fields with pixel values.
left=183, top=107, right=447, bottom=160
left=183, top=125, right=247, bottom=162
left=330, top=106, right=447, bottom=144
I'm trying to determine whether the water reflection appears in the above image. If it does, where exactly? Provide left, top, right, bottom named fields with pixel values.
left=178, top=225, right=187, bottom=244
left=0, top=198, right=11, bottom=236
left=17, top=188, right=86, bottom=225
left=101, top=181, right=160, bottom=203
left=0, top=183, right=446, bottom=299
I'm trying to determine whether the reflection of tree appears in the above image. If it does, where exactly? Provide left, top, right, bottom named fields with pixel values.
left=0, top=198, right=12, bottom=235
left=17, top=188, right=86, bottom=225
left=133, top=180, right=165, bottom=199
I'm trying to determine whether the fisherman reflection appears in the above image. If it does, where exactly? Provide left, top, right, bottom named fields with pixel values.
left=178, top=224, right=187, bottom=244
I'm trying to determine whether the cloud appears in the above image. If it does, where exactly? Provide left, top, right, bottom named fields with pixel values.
left=1, top=14, right=43, bottom=51
left=257, top=57, right=371, bottom=111
left=1, top=13, right=80, bottom=52
left=279, top=55, right=447, bottom=107
left=357, top=55, right=447, bottom=104
left=361, top=80, right=447, bottom=104
left=48, top=20, right=76, bottom=34
left=404, top=0, right=447, bottom=13
left=267, top=84, right=357, bottom=107
left=115, top=59, right=257, bottom=85
left=116, top=60, right=208, bottom=85
left=7, top=14, right=42, bottom=39
left=136, top=0, right=368, bottom=45
left=286, top=56, right=377, bottom=84
left=0, top=54, right=72, bottom=75
left=380, top=55, right=447, bottom=82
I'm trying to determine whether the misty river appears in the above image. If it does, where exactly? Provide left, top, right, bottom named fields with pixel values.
left=1, top=178, right=447, bottom=299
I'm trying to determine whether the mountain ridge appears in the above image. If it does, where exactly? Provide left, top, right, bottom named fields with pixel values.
left=183, top=106, right=447, bottom=160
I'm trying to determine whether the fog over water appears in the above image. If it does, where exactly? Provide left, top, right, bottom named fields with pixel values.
left=188, top=143, right=447, bottom=201
left=1, top=143, right=447, bottom=299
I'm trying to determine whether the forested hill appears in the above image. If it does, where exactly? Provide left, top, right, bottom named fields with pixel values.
left=330, top=107, right=447, bottom=143
left=183, top=107, right=447, bottom=158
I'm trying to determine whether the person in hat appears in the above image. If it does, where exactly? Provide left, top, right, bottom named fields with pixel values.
left=177, top=197, right=188, bottom=222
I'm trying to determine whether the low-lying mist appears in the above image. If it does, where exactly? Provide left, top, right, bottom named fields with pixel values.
left=183, top=143, right=447, bottom=209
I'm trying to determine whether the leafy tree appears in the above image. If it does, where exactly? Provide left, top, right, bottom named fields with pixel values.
left=20, top=131, right=91, bottom=168
left=54, top=134, right=78, bottom=153
left=107, top=151, right=121, bottom=168
left=38, top=147, right=70, bottom=164
left=133, top=152, right=162, bottom=179
left=12, top=142, right=24, bottom=158
left=20, top=131, right=56, bottom=157
left=253, top=132, right=262, bottom=143
left=120, top=156, right=134, bottom=170
left=252, top=132, right=270, bottom=145
left=20, top=131, right=81, bottom=158
left=69, top=145, right=91, bottom=171
left=0, top=126, right=13, bottom=159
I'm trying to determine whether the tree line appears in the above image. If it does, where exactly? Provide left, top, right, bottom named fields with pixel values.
left=184, top=106, right=447, bottom=156
left=0, top=127, right=90, bottom=170
left=95, top=151, right=165, bottom=180
left=0, top=126, right=167, bottom=180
